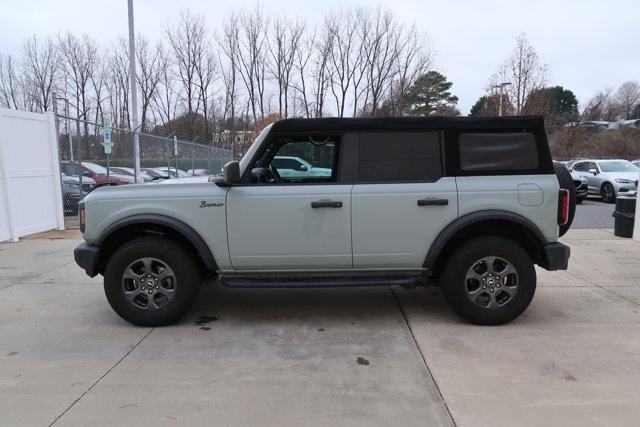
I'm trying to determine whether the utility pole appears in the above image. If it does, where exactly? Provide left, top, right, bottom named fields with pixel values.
left=127, top=0, right=141, bottom=183
left=492, top=82, right=511, bottom=116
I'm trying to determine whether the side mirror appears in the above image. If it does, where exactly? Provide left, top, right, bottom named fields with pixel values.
left=299, top=165, right=308, bottom=171
left=216, top=161, right=241, bottom=187
left=588, top=168, right=598, bottom=175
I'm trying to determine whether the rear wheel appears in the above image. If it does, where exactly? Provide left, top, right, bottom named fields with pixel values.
left=441, top=237, right=536, bottom=325
left=104, top=236, right=202, bottom=326
left=601, top=182, right=615, bottom=203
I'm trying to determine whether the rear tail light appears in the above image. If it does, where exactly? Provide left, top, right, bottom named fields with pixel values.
left=558, top=190, right=569, bottom=226
left=79, top=201, right=86, bottom=233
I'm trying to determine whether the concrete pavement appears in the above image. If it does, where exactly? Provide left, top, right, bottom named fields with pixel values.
left=1, top=229, right=639, bottom=426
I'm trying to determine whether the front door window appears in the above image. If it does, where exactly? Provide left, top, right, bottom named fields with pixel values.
left=248, top=135, right=339, bottom=184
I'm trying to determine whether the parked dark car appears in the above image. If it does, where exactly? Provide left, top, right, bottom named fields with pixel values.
left=60, top=161, right=134, bottom=186
left=61, top=173, right=96, bottom=215
left=570, top=170, right=588, bottom=203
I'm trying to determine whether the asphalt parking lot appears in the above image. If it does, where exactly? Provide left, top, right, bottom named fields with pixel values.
left=572, top=197, right=616, bottom=229
left=1, top=227, right=640, bottom=426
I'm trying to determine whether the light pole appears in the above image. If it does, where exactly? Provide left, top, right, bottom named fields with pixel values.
left=127, top=0, right=141, bottom=183
left=492, top=82, right=511, bottom=116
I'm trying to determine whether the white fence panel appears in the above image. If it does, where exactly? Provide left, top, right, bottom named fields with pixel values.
left=0, top=109, right=64, bottom=242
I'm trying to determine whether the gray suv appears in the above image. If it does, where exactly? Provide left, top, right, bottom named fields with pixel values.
left=74, top=116, right=572, bottom=326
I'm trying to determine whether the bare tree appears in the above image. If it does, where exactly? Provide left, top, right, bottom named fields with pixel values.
left=310, top=29, right=334, bottom=117
left=490, top=32, right=548, bottom=114
left=220, top=13, right=240, bottom=132
left=22, top=35, right=58, bottom=112
left=292, top=30, right=316, bottom=118
left=135, top=36, right=163, bottom=132
left=267, top=16, right=304, bottom=118
left=390, top=25, right=433, bottom=116
left=165, top=10, right=208, bottom=133
left=106, top=39, right=131, bottom=129
left=193, top=33, right=217, bottom=139
left=615, top=81, right=640, bottom=119
left=324, top=10, right=360, bottom=117
left=359, top=8, right=402, bottom=116
left=90, top=60, right=108, bottom=125
left=237, top=5, right=269, bottom=124
left=581, top=89, right=611, bottom=121
left=57, top=32, right=99, bottom=133
left=2, top=4, right=450, bottom=135
left=0, top=54, right=25, bottom=109
left=152, top=45, right=178, bottom=128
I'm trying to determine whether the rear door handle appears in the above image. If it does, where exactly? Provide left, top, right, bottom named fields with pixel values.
left=417, top=198, right=448, bottom=206
left=311, top=200, right=343, bottom=208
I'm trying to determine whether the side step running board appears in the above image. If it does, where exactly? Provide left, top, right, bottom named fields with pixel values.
left=221, top=274, right=426, bottom=288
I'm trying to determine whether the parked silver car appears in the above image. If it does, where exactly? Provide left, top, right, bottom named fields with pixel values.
left=571, top=159, right=639, bottom=203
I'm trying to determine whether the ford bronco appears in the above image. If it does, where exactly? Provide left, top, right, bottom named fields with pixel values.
left=74, top=116, right=573, bottom=326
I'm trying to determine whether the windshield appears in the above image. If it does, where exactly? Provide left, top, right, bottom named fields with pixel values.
left=598, top=161, right=639, bottom=173
left=83, top=162, right=108, bottom=174
left=239, top=124, right=273, bottom=175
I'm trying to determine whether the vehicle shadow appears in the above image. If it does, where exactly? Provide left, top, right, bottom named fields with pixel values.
left=182, top=281, right=456, bottom=327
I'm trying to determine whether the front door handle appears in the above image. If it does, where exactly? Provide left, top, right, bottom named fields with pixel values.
left=417, top=198, right=448, bottom=206
left=311, top=200, right=343, bottom=208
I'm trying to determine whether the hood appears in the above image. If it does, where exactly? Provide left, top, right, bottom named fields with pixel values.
left=83, top=175, right=226, bottom=202
left=155, top=176, right=211, bottom=185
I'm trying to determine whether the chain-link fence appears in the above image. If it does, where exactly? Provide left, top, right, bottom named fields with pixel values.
left=55, top=114, right=233, bottom=228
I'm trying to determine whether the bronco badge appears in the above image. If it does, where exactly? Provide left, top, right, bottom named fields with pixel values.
left=200, top=201, right=224, bottom=208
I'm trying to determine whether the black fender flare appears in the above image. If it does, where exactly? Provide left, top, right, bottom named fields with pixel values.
left=96, top=214, right=218, bottom=271
left=423, top=210, right=549, bottom=270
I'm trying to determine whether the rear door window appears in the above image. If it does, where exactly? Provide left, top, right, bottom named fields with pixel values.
left=357, top=132, right=441, bottom=182
left=458, top=132, right=538, bottom=171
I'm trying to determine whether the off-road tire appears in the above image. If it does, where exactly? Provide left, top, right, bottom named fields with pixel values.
left=553, top=162, right=576, bottom=236
left=441, top=236, right=536, bottom=325
left=104, top=236, right=202, bottom=326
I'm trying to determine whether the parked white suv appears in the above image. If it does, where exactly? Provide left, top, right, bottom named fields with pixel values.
left=270, top=156, right=332, bottom=180
left=75, top=116, right=573, bottom=326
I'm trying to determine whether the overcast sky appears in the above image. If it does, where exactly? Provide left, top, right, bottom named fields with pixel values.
left=1, top=0, right=638, bottom=114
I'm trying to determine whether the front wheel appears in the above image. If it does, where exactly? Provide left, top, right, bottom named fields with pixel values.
left=104, top=236, right=202, bottom=326
left=601, top=182, right=615, bottom=203
left=441, top=237, right=536, bottom=325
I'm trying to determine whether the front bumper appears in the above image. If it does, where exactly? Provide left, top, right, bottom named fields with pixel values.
left=574, top=181, right=588, bottom=198
left=613, top=181, right=638, bottom=197
left=74, top=243, right=100, bottom=277
left=540, top=242, right=570, bottom=271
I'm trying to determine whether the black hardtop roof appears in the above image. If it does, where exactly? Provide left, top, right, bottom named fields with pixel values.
left=270, top=115, right=545, bottom=133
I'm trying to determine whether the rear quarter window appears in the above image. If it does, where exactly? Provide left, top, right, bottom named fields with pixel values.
left=459, top=132, right=538, bottom=171
left=358, top=132, right=442, bottom=182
